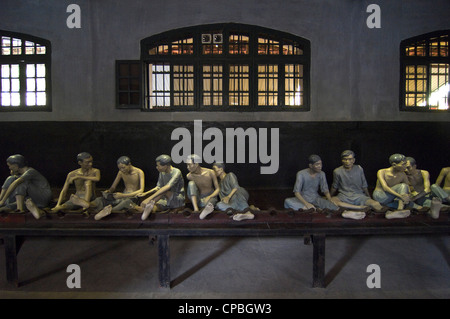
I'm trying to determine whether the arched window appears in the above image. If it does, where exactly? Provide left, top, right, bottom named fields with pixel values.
left=0, top=30, right=51, bottom=111
left=400, top=30, right=449, bottom=111
left=138, top=23, right=310, bottom=111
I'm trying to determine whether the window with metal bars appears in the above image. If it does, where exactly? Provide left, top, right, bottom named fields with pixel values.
left=400, top=30, right=449, bottom=111
left=0, top=30, right=51, bottom=112
left=137, top=23, right=310, bottom=111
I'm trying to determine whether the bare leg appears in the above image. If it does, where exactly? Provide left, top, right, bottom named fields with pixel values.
left=25, top=198, right=44, bottom=219
left=95, top=204, right=113, bottom=220
left=15, top=195, right=25, bottom=212
left=429, top=198, right=442, bottom=219
left=191, top=195, right=199, bottom=212
left=69, top=194, right=90, bottom=209
left=365, top=199, right=383, bottom=211
left=199, top=202, right=215, bottom=220
left=332, top=197, right=367, bottom=210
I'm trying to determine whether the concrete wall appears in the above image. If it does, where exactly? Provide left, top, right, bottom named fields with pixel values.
left=1, top=0, right=449, bottom=123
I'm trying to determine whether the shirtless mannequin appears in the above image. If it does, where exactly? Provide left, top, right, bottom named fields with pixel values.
left=373, top=154, right=411, bottom=219
left=431, top=167, right=450, bottom=203
left=51, top=152, right=100, bottom=214
left=405, top=156, right=441, bottom=219
left=137, top=154, right=185, bottom=221
left=88, top=156, right=145, bottom=220
left=186, top=154, right=219, bottom=219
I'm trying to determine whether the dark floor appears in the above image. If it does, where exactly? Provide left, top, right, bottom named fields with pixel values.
left=0, top=233, right=449, bottom=299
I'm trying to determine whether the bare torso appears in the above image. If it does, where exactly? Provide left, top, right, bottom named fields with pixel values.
left=121, top=167, right=143, bottom=193
left=187, top=168, right=215, bottom=195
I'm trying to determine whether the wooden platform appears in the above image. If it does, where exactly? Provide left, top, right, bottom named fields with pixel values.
left=1, top=204, right=449, bottom=289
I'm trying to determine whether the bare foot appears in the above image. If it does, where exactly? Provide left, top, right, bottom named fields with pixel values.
left=385, top=210, right=410, bottom=219
left=341, top=210, right=366, bottom=220
left=25, top=198, right=44, bottom=219
left=199, top=202, right=215, bottom=220
left=141, top=200, right=155, bottom=220
left=429, top=197, right=442, bottom=219
left=233, top=211, right=255, bottom=221
left=95, top=205, right=113, bottom=220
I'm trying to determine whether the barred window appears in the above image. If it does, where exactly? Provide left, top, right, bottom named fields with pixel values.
left=138, top=23, right=310, bottom=111
left=0, top=30, right=51, bottom=111
left=400, top=30, right=449, bottom=111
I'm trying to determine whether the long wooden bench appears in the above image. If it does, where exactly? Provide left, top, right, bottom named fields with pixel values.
left=1, top=204, right=449, bottom=289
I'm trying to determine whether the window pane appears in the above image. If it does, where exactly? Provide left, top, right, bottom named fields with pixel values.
left=36, top=78, right=46, bottom=91
left=173, top=65, right=194, bottom=106
left=258, top=64, right=278, bottom=106
left=36, top=64, right=45, bottom=77
left=27, top=78, right=36, bottom=91
left=404, top=65, right=428, bottom=108
left=429, top=63, right=449, bottom=110
left=229, top=34, right=249, bottom=54
left=27, top=92, right=36, bottom=106
left=202, top=64, right=223, bottom=106
left=11, top=92, right=20, bottom=106
left=258, top=37, right=279, bottom=55
left=1, top=64, right=10, bottom=77
left=1, top=92, right=11, bottom=106
left=229, top=65, right=249, bottom=106
left=285, top=64, right=303, bottom=106
left=429, top=35, right=448, bottom=57
left=11, top=79, right=20, bottom=92
left=172, top=38, right=193, bottom=55
left=36, top=92, right=46, bottom=105
left=10, top=65, right=19, bottom=78
left=1, top=36, right=11, bottom=55
left=25, top=41, right=35, bottom=55
left=148, top=63, right=171, bottom=108
left=12, top=38, right=21, bottom=55
left=27, top=64, right=35, bottom=77
left=2, top=79, right=10, bottom=91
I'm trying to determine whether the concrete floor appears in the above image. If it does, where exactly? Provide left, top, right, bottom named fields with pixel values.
left=0, top=234, right=449, bottom=299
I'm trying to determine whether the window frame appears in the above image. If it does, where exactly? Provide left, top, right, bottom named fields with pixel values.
left=400, top=29, right=450, bottom=112
left=140, top=23, right=310, bottom=112
left=0, top=30, right=51, bottom=112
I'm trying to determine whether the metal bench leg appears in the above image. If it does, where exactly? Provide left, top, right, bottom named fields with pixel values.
left=157, top=234, right=170, bottom=289
left=4, top=235, right=20, bottom=287
left=312, top=234, right=325, bottom=288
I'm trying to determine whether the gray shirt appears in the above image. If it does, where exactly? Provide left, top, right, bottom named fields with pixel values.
left=332, top=165, right=368, bottom=198
left=157, top=167, right=185, bottom=197
left=293, top=169, right=330, bottom=202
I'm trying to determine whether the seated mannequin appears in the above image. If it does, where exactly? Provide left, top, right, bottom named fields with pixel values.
left=136, top=154, right=185, bottom=221
left=0, top=170, right=20, bottom=213
left=70, top=156, right=145, bottom=220
left=185, top=154, right=219, bottom=220
left=212, top=162, right=257, bottom=221
left=284, top=154, right=339, bottom=213
left=51, top=152, right=100, bottom=215
left=330, top=150, right=384, bottom=220
left=0, top=154, right=52, bottom=219
left=372, top=154, right=412, bottom=219
left=431, top=167, right=450, bottom=204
